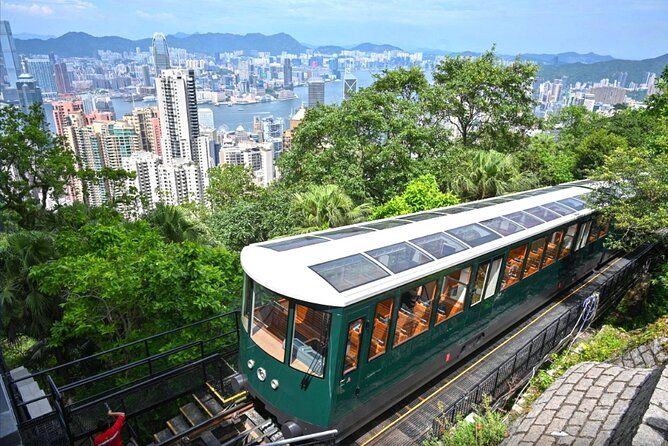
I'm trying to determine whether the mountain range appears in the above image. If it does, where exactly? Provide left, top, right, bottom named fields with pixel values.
left=538, top=53, right=668, bottom=84
left=16, top=31, right=621, bottom=65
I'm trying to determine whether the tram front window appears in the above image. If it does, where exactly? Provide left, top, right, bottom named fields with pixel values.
left=250, top=283, right=289, bottom=362
left=290, top=304, right=331, bottom=377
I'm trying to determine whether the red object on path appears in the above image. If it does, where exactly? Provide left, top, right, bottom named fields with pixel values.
left=93, top=413, right=126, bottom=446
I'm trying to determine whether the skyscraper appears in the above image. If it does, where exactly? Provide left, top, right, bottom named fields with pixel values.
left=308, top=77, right=325, bottom=108
left=16, top=72, right=43, bottom=113
left=156, top=69, right=199, bottom=161
left=152, top=33, right=171, bottom=75
left=52, top=100, right=85, bottom=135
left=26, top=58, right=57, bottom=93
left=0, top=21, right=20, bottom=89
left=343, top=72, right=358, bottom=100
left=54, top=62, right=73, bottom=94
left=141, top=65, right=151, bottom=87
left=283, top=58, right=292, bottom=90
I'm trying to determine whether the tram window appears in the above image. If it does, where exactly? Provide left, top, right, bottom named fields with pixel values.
left=343, top=319, right=364, bottom=375
left=523, top=238, right=546, bottom=278
left=250, top=284, right=289, bottom=362
left=447, top=224, right=501, bottom=248
left=480, top=217, right=524, bottom=236
left=559, top=224, right=578, bottom=259
left=543, top=202, right=575, bottom=216
left=410, top=233, right=468, bottom=259
left=525, top=206, right=560, bottom=222
left=587, top=220, right=601, bottom=244
left=241, top=276, right=253, bottom=332
left=575, top=221, right=591, bottom=251
left=504, top=211, right=544, bottom=228
left=501, top=245, right=528, bottom=290
left=542, top=231, right=564, bottom=269
left=394, top=280, right=438, bottom=346
left=367, top=242, right=432, bottom=274
left=484, top=257, right=503, bottom=299
left=471, top=262, right=490, bottom=306
left=290, top=305, right=331, bottom=378
left=369, top=298, right=394, bottom=360
left=436, top=267, right=471, bottom=324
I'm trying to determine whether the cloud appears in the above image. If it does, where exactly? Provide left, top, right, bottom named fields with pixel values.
left=56, top=0, right=95, bottom=10
left=4, top=2, right=54, bottom=15
left=136, top=9, right=175, bottom=21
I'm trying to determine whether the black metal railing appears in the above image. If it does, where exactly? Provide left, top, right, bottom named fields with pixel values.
left=431, top=244, right=658, bottom=437
left=1, top=310, right=240, bottom=446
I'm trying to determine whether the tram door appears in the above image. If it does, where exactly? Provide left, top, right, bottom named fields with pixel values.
left=337, top=307, right=369, bottom=414
left=462, top=256, right=503, bottom=352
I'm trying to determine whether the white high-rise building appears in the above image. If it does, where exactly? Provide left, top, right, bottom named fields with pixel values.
left=197, top=108, right=215, bottom=130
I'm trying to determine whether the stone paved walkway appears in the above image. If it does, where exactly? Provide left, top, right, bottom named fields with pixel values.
left=503, top=362, right=661, bottom=446
left=633, top=366, right=668, bottom=445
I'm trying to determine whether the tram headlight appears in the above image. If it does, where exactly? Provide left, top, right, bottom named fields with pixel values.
left=247, top=359, right=255, bottom=369
left=270, top=379, right=279, bottom=390
left=257, top=367, right=267, bottom=381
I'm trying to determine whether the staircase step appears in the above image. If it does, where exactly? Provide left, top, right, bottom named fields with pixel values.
left=194, top=391, right=224, bottom=416
left=180, top=402, right=208, bottom=426
left=167, top=414, right=190, bottom=435
left=199, top=431, right=220, bottom=446
left=153, top=428, right=173, bottom=443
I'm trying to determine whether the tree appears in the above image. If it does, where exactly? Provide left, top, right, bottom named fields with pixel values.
left=292, top=184, right=371, bottom=232
left=0, top=231, right=58, bottom=343
left=573, top=129, right=628, bottom=178
left=278, top=69, right=450, bottom=204
left=206, top=185, right=299, bottom=251
left=449, top=150, right=536, bottom=200
left=518, top=134, right=576, bottom=186
left=30, top=219, right=243, bottom=352
left=589, top=146, right=668, bottom=250
left=431, top=48, right=538, bottom=150
left=206, top=165, right=259, bottom=210
left=145, top=203, right=207, bottom=243
left=0, top=105, right=77, bottom=229
left=373, top=175, right=459, bottom=218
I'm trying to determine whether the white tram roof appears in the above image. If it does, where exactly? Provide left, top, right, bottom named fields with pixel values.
left=241, top=181, right=597, bottom=308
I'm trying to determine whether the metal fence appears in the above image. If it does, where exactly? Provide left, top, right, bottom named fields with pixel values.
left=431, top=244, right=658, bottom=437
left=1, top=310, right=241, bottom=446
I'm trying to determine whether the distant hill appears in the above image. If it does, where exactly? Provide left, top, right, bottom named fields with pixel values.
left=520, top=52, right=615, bottom=65
left=352, top=43, right=403, bottom=52
left=538, top=53, right=668, bottom=84
left=15, top=31, right=307, bottom=57
left=15, top=32, right=406, bottom=57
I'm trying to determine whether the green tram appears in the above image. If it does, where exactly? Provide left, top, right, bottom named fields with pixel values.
left=232, top=181, right=612, bottom=440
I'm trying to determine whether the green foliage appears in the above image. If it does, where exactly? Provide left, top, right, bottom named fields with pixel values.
left=206, top=164, right=259, bottom=210
left=292, top=184, right=371, bottom=233
left=0, top=104, right=77, bottom=229
left=426, top=399, right=508, bottom=446
left=573, top=129, right=627, bottom=178
left=518, top=134, right=575, bottom=185
left=29, top=219, right=242, bottom=351
left=145, top=203, right=209, bottom=244
left=0, top=231, right=58, bottom=342
left=431, top=47, right=538, bottom=151
left=206, top=185, right=299, bottom=251
left=589, top=146, right=668, bottom=250
left=373, top=175, right=459, bottom=218
left=448, top=150, right=536, bottom=200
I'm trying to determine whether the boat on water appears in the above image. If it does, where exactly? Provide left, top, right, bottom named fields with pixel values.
left=143, top=95, right=156, bottom=102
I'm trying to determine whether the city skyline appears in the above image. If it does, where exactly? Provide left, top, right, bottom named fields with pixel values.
left=1, top=0, right=667, bottom=59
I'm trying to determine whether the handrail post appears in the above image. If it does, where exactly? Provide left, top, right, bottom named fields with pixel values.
left=46, top=374, right=74, bottom=445
left=144, top=340, right=153, bottom=376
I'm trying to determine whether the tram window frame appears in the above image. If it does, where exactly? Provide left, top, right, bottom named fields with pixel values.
left=435, top=267, right=471, bottom=325
left=393, top=280, right=438, bottom=347
left=501, top=245, right=528, bottom=290
left=587, top=219, right=601, bottom=244
left=523, top=237, right=547, bottom=278
left=484, top=257, right=503, bottom=299
left=471, top=261, right=490, bottom=306
left=558, top=224, right=578, bottom=259
left=542, top=230, right=564, bottom=269
left=343, top=318, right=364, bottom=376
left=575, top=221, right=591, bottom=251
left=249, top=283, right=290, bottom=363
left=241, top=275, right=252, bottom=332
left=289, top=304, right=332, bottom=378
left=369, top=297, right=394, bottom=361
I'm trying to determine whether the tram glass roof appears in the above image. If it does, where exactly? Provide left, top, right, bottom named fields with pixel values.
left=246, top=182, right=596, bottom=305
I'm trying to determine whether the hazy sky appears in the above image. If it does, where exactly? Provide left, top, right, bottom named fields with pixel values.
left=2, top=0, right=667, bottom=59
